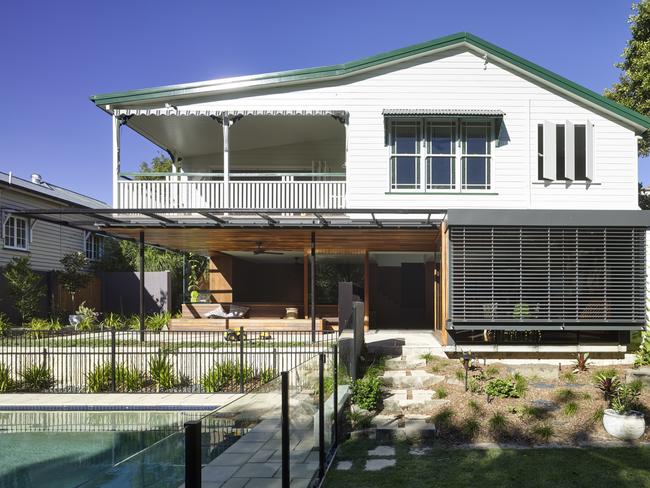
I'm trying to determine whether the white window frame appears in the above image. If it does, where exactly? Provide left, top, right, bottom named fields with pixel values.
left=389, top=120, right=421, bottom=190
left=387, top=117, right=495, bottom=193
left=3, top=215, right=29, bottom=251
left=460, top=120, right=493, bottom=191
left=425, top=121, right=457, bottom=190
left=84, top=232, right=104, bottom=261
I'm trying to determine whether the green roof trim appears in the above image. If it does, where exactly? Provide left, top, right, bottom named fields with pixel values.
left=90, top=32, right=650, bottom=131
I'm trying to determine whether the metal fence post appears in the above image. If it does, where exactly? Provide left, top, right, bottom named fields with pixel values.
left=184, top=420, right=201, bottom=488
left=110, top=328, right=116, bottom=392
left=281, top=371, right=289, bottom=488
left=42, top=348, right=47, bottom=368
left=332, top=344, right=338, bottom=448
left=239, top=327, right=245, bottom=393
left=318, top=352, right=325, bottom=480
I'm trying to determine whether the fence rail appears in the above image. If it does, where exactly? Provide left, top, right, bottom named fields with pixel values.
left=0, top=329, right=336, bottom=394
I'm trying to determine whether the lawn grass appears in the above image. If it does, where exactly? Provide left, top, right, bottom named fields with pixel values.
left=324, top=439, right=650, bottom=488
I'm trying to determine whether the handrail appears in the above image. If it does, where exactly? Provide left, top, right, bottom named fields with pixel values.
left=119, top=171, right=346, bottom=178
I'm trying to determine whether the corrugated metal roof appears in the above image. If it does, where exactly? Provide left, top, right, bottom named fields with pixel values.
left=382, top=109, right=505, bottom=117
left=0, top=172, right=109, bottom=209
left=90, top=33, right=650, bottom=131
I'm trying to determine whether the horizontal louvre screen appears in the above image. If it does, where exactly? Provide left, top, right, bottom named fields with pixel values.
left=450, top=226, right=646, bottom=324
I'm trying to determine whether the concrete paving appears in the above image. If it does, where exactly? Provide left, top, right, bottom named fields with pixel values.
left=0, top=393, right=242, bottom=410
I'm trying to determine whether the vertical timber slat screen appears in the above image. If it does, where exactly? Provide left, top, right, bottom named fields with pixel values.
left=449, top=226, right=646, bottom=325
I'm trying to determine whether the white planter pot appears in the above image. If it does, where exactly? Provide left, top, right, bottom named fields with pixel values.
left=68, top=314, right=83, bottom=328
left=602, top=409, right=646, bottom=440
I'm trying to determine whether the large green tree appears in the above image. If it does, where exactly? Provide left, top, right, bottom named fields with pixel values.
left=137, top=154, right=173, bottom=180
left=605, top=0, right=650, bottom=156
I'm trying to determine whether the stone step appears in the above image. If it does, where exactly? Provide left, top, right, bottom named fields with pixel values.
left=381, top=370, right=445, bottom=389
left=384, top=356, right=427, bottom=371
left=383, top=389, right=450, bottom=410
left=401, top=345, right=447, bottom=357
left=375, top=418, right=437, bottom=442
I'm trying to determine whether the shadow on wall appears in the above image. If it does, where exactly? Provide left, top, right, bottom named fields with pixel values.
left=100, top=271, right=171, bottom=316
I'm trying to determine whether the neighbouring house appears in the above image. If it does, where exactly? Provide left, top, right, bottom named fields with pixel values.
left=18, top=32, right=650, bottom=354
left=0, top=171, right=109, bottom=318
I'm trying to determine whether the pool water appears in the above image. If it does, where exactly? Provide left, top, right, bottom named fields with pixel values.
left=0, top=410, right=208, bottom=488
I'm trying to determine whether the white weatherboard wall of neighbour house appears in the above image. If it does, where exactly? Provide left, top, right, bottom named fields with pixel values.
left=147, top=47, right=639, bottom=211
left=647, top=229, right=650, bottom=327
left=0, top=188, right=86, bottom=271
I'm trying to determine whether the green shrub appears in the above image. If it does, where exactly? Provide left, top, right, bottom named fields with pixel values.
left=634, top=327, right=650, bottom=367
left=563, top=402, right=579, bottom=416
left=561, top=371, right=577, bottom=383
left=149, top=354, right=178, bottom=391
left=591, top=407, right=605, bottom=423
left=435, top=386, right=448, bottom=399
left=126, top=315, right=141, bottom=330
left=420, top=353, right=434, bottom=363
left=86, top=363, right=112, bottom=393
left=2, top=256, right=46, bottom=324
left=594, top=371, right=621, bottom=401
left=610, top=381, right=642, bottom=414
left=485, top=365, right=499, bottom=377
left=511, top=373, right=528, bottom=397
left=0, top=313, right=12, bottom=335
left=0, top=364, right=14, bottom=392
left=555, top=388, right=577, bottom=403
left=364, top=356, right=386, bottom=378
left=20, top=363, right=54, bottom=391
left=347, top=409, right=372, bottom=430
left=351, top=376, right=382, bottom=411
left=115, top=364, right=143, bottom=392
left=462, top=418, right=480, bottom=439
left=201, top=361, right=254, bottom=393
left=467, top=399, right=483, bottom=415
left=488, top=412, right=507, bottom=432
left=86, top=363, right=145, bottom=392
left=259, top=368, right=277, bottom=384
left=101, top=313, right=125, bottom=330
left=76, top=302, right=99, bottom=331
left=26, top=318, right=61, bottom=338
left=532, top=424, right=554, bottom=442
left=468, top=375, right=484, bottom=394
left=455, top=370, right=466, bottom=382
left=517, top=405, right=546, bottom=420
left=433, top=408, right=454, bottom=429
left=485, top=378, right=519, bottom=398
left=145, top=312, right=171, bottom=331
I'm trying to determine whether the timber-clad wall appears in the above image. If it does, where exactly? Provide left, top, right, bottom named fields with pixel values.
left=0, top=188, right=87, bottom=271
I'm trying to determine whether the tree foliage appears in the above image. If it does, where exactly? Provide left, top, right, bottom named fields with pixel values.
left=58, top=252, right=92, bottom=310
left=639, top=182, right=650, bottom=209
left=137, top=155, right=173, bottom=180
left=605, top=0, right=650, bottom=156
left=2, top=257, right=46, bottom=324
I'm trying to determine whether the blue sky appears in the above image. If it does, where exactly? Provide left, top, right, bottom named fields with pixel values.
left=1, top=0, right=647, bottom=203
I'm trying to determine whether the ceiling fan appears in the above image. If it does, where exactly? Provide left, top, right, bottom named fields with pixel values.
left=253, top=241, right=284, bottom=255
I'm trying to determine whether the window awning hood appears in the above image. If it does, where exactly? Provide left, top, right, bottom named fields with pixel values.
left=382, top=108, right=505, bottom=118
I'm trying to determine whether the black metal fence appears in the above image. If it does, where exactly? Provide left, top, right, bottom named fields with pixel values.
left=0, top=328, right=336, bottom=393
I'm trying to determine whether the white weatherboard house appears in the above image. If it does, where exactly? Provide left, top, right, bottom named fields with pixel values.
left=19, top=33, right=650, bottom=353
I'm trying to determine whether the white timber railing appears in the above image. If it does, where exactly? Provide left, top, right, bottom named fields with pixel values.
left=116, top=172, right=346, bottom=210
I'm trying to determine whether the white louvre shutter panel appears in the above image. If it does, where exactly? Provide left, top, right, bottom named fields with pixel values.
left=564, top=121, right=575, bottom=180
left=585, top=120, right=594, bottom=181
left=543, top=121, right=556, bottom=180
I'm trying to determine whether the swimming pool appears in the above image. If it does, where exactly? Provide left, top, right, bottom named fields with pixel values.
left=0, top=410, right=213, bottom=488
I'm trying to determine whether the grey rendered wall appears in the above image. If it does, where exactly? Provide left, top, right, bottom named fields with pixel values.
left=101, top=271, right=171, bottom=315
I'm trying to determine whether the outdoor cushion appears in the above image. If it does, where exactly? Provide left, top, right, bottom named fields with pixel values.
left=203, top=304, right=231, bottom=318
left=229, top=305, right=250, bottom=318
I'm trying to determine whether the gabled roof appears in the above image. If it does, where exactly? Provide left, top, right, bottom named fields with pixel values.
left=91, top=32, right=650, bottom=132
left=0, top=172, right=109, bottom=209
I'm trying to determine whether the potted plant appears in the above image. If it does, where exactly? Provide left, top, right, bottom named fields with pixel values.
left=186, top=253, right=205, bottom=303
left=602, top=380, right=645, bottom=440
